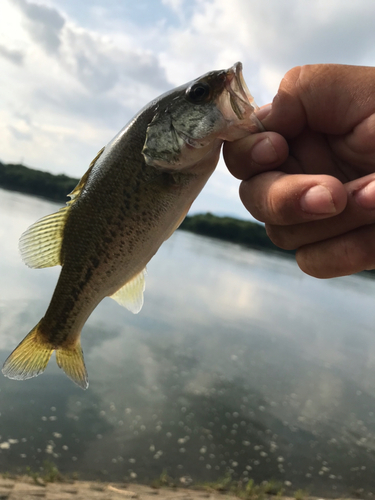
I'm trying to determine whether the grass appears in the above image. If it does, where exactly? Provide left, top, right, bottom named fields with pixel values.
left=150, top=471, right=288, bottom=499
left=150, top=470, right=176, bottom=489
left=294, top=489, right=309, bottom=500
left=26, top=460, right=63, bottom=485
left=198, top=474, right=285, bottom=499
left=0, top=467, right=312, bottom=500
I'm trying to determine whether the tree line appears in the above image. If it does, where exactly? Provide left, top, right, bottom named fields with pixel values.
left=0, top=161, right=77, bottom=202
left=0, top=161, right=290, bottom=256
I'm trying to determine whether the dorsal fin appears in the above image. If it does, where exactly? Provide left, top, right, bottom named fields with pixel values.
left=67, top=146, right=105, bottom=203
left=109, top=269, right=146, bottom=314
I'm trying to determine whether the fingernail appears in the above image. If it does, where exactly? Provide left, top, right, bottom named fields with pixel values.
left=300, top=185, right=336, bottom=214
left=251, top=137, right=278, bottom=165
left=354, top=180, right=375, bottom=209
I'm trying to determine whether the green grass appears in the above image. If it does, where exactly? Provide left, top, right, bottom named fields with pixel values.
left=133, top=471, right=287, bottom=499
left=150, top=470, right=176, bottom=489
left=294, top=488, right=309, bottom=500
left=199, top=474, right=285, bottom=499
left=26, top=460, right=63, bottom=485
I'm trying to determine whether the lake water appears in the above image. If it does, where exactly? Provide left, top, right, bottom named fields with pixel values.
left=1, top=188, right=375, bottom=496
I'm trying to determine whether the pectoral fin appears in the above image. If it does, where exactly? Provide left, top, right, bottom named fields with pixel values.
left=19, top=147, right=105, bottom=270
left=109, top=269, right=146, bottom=314
left=19, top=206, right=70, bottom=268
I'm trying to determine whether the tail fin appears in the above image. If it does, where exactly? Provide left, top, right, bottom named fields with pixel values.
left=2, top=322, right=53, bottom=381
left=56, top=341, right=88, bottom=390
left=2, top=323, right=89, bottom=390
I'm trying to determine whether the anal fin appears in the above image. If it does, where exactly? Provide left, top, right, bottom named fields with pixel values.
left=109, top=269, right=146, bottom=314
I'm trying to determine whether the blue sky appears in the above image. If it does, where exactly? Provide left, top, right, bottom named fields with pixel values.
left=2, top=0, right=375, bottom=218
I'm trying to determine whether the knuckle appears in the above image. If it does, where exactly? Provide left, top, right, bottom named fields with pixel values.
left=265, top=180, right=298, bottom=226
left=335, top=228, right=375, bottom=275
left=265, top=189, right=280, bottom=223
left=239, top=180, right=269, bottom=223
left=265, top=225, right=297, bottom=250
left=295, top=246, right=327, bottom=278
left=296, top=226, right=375, bottom=279
left=278, top=66, right=303, bottom=96
left=339, top=237, right=357, bottom=274
left=241, top=172, right=302, bottom=226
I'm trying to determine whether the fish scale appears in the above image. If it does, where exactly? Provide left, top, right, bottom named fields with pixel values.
left=2, top=62, right=263, bottom=389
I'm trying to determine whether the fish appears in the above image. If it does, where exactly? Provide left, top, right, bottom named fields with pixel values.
left=2, top=62, right=263, bottom=389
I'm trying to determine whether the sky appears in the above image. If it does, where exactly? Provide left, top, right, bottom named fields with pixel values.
left=2, top=0, right=375, bottom=218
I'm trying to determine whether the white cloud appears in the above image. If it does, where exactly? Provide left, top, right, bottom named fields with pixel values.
left=161, top=0, right=375, bottom=101
left=13, top=0, right=65, bottom=54
left=0, top=45, right=24, bottom=65
left=0, top=0, right=170, bottom=176
left=2, top=0, right=375, bottom=216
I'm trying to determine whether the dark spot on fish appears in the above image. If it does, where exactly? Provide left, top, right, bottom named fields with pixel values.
left=70, top=285, right=83, bottom=302
left=90, top=256, right=100, bottom=268
left=62, top=297, right=75, bottom=316
left=84, top=267, right=93, bottom=282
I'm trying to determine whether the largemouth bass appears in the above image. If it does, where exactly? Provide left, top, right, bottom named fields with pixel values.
left=2, top=62, right=262, bottom=389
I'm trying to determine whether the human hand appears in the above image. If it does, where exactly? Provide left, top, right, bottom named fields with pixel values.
left=223, top=64, right=375, bottom=278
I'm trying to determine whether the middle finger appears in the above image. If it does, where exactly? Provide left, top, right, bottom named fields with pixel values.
left=266, top=173, right=375, bottom=250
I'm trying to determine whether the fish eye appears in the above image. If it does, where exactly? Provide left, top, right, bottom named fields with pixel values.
left=186, top=82, right=211, bottom=103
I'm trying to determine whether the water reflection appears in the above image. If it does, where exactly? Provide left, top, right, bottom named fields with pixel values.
left=1, top=188, right=375, bottom=495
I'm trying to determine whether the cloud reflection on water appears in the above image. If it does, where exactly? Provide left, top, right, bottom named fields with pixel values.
left=1, top=189, right=375, bottom=495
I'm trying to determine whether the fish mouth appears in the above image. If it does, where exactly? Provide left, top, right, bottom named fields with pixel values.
left=224, top=62, right=265, bottom=132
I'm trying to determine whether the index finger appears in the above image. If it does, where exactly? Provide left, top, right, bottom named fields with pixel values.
left=223, top=130, right=289, bottom=180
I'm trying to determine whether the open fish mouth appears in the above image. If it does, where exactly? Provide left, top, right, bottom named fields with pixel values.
left=224, top=62, right=265, bottom=132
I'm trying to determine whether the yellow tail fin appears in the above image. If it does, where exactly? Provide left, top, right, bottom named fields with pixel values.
left=55, top=341, right=88, bottom=390
left=2, top=322, right=53, bottom=381
left=2, top=323, right=89, bottom=390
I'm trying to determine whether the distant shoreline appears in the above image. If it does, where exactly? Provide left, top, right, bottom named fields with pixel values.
left=0, top=160, right=290, bottom=256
